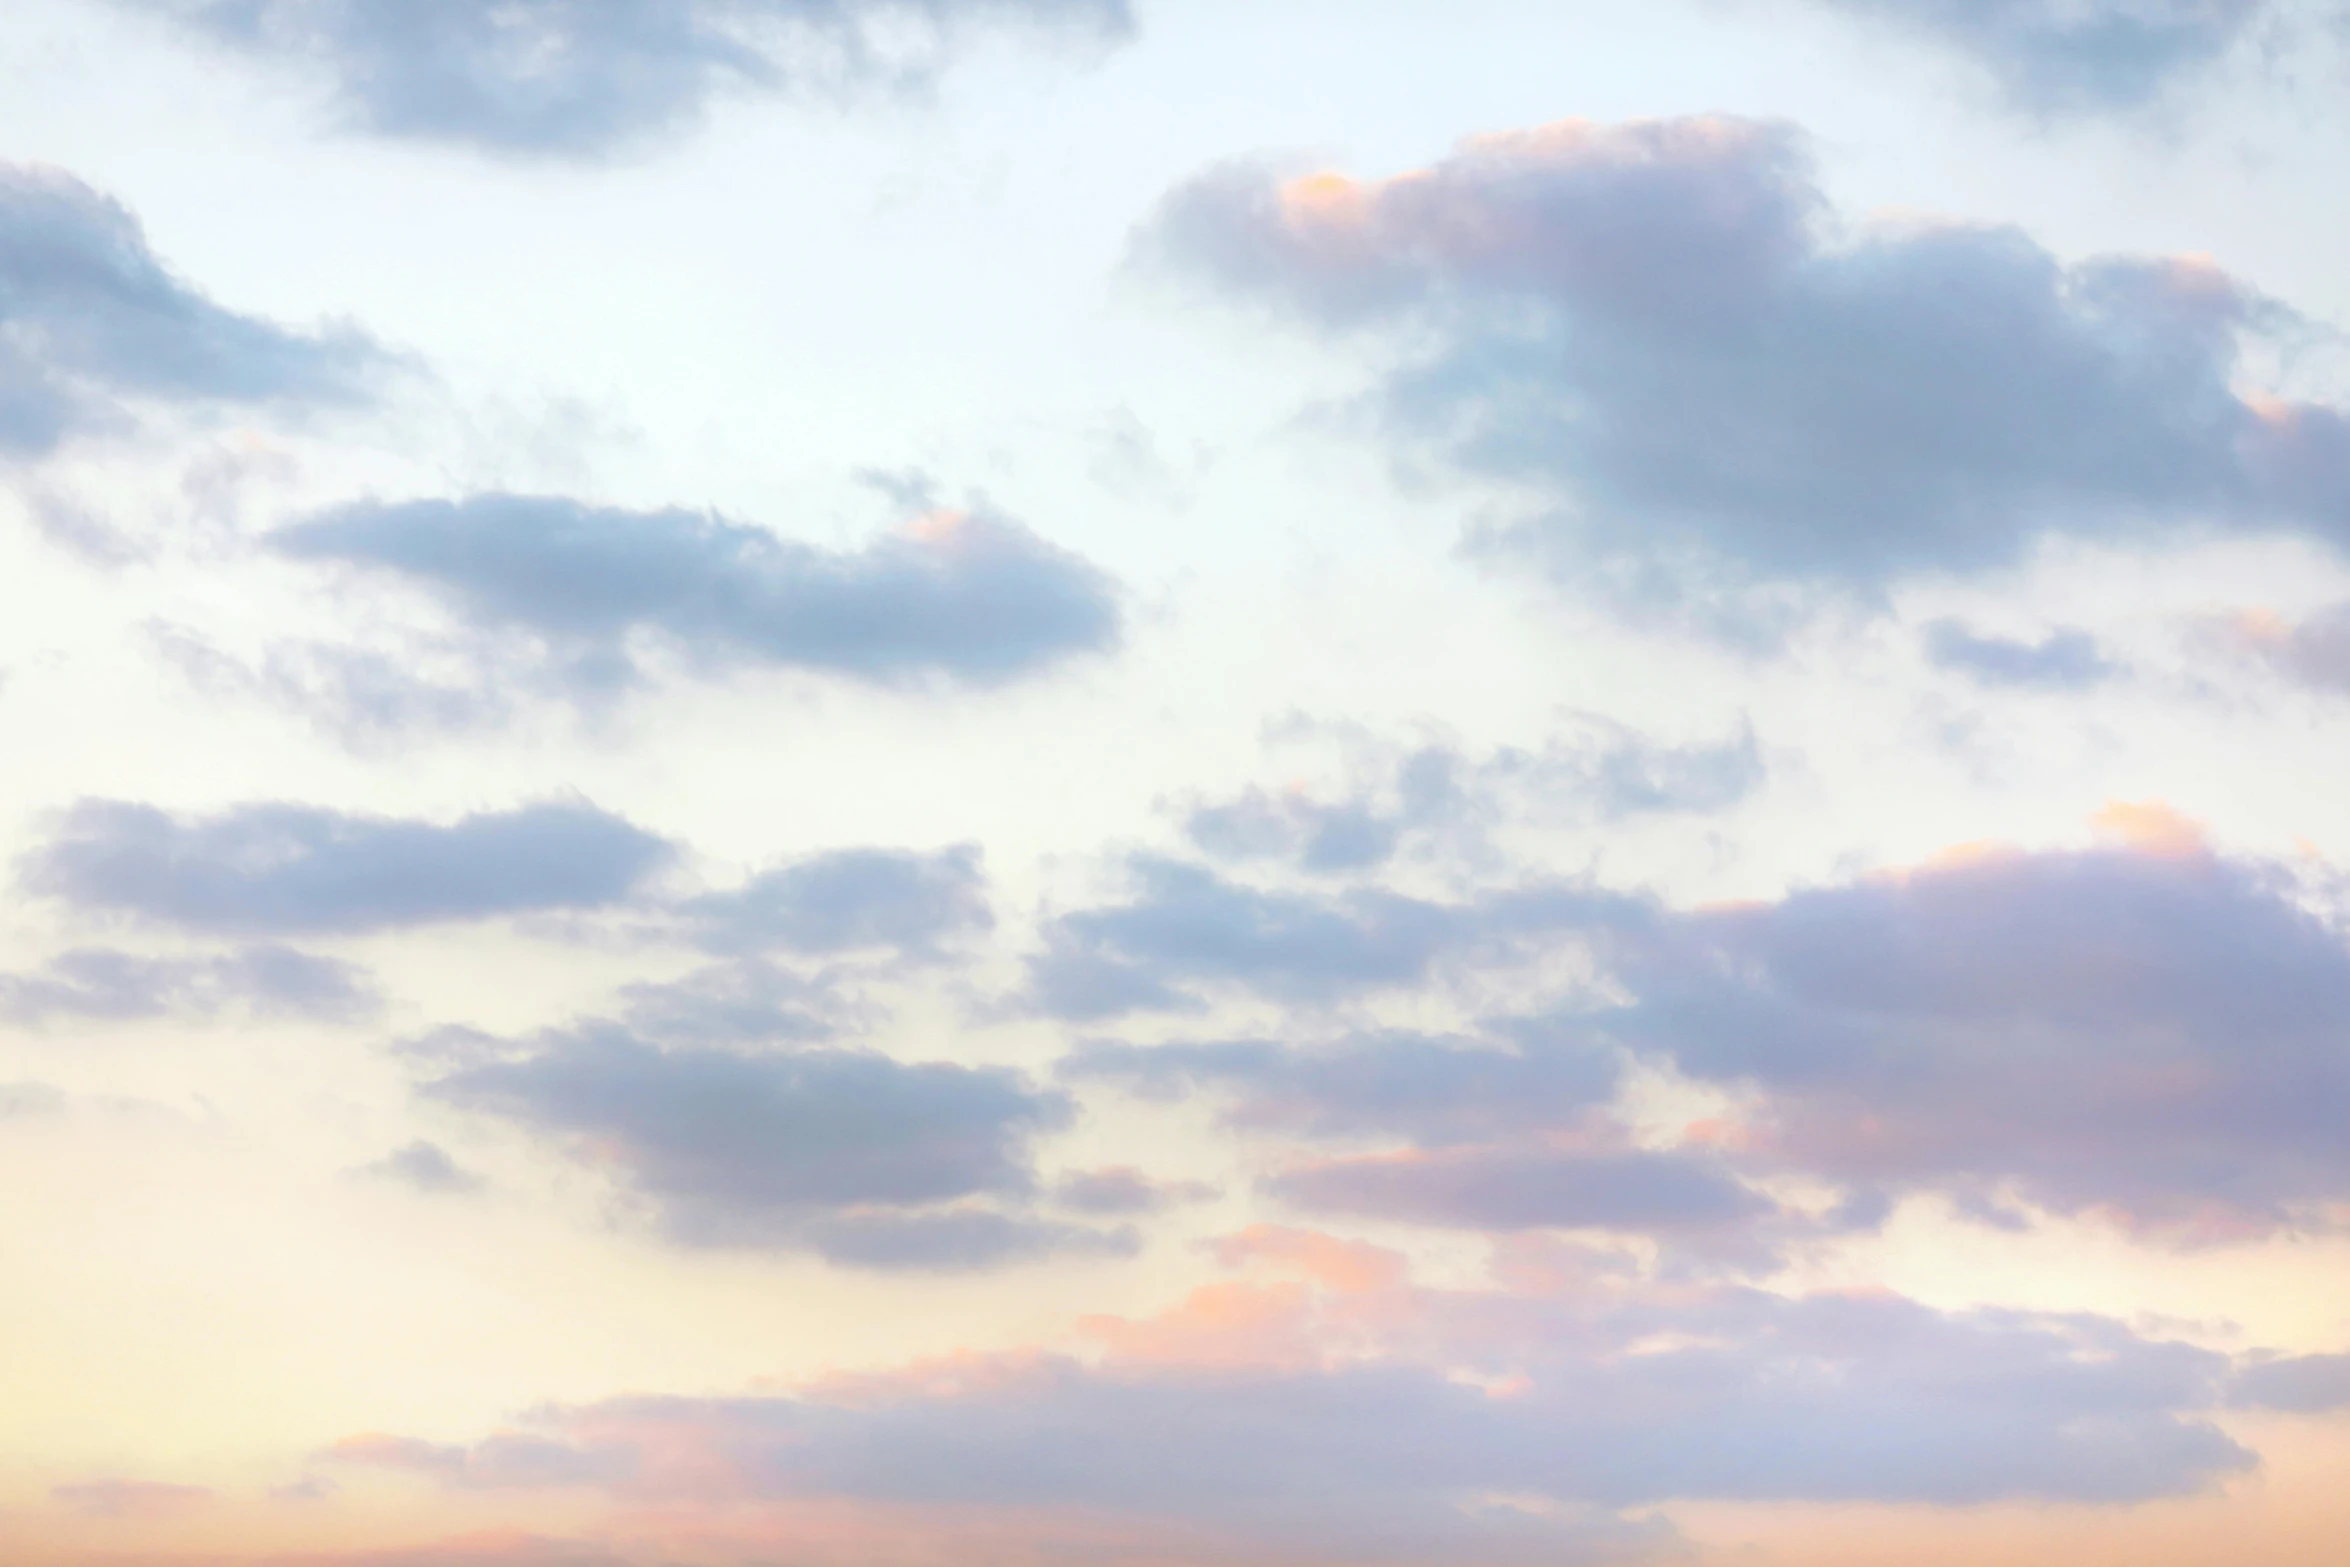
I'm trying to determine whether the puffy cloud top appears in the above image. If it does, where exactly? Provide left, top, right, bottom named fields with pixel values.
left=1144, top=117, right=2350, bottom=601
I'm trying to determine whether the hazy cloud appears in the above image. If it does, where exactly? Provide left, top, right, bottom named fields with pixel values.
left=358, top=1140, right=486, bottom=1195
left=2219, top=602, right=2350, bottom=693
left=2231, top=1352, right=2350, bottom=1412
left=1817, top=0, right=2269, bottom=111
left=1185, top=722, right=1762, bottom=875
left=51, top=1478, right=213, bottom=1519
left=1267, top=1146, right=1771, bottom=1234
left=128, top=0, right=1135, bottom=158
left=0, top=943, right=375, bottom=1025
left=23, top=797, right=672, bottom=936
left=1052, top=1166, right=1220, bottom=1216
left=1065, top=1027, right=1621, bottom=1146
left=0, top=161, right=383, bottom=456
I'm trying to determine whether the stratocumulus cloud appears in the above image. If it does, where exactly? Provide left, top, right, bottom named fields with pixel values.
left=22, top=798, right=672, bottom=935
left=270, top=494, right=1123, bottom=699
left=1027, top=857, right=1640, bottom=1019
left=1183, top=721, right=1764, bottom=874
left=315, top=1235, right=2256, bottom=1564
left=1143, top=116, right=2350, bottom=604
left=1060, top=821, right=2350, bottom=1240
left=682, top=845, right=993, bottom=957
left=126, top=0, right=1135, bottom=157
left=0, top=943, right=375, bottom=1025
left=429, top=1027, right=1126, bottom=1267
left=0, top=162, right=382, bottom=456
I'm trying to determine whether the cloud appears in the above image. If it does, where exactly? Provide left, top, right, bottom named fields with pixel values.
left=1184, top=722, right=1762, bottom=875
left=683, top=845, right=993, bottom=958
left=1816, top=0, right=2269, bottom=111
left=22, top=797, right=673, bottom=935
left=323, top=1238, right=2255, bottom=1563
left=430, top=1027, right=1117, bottom=1267
left=51, top=1478, right=213, bottom=1519
left=127, top=0, right=1134, bottom=158
left=1064, top=1028, right=1621, bottom=1146
left=0, top=1081, right=67, bottom=1119
left=1028, top=857, right=1638, bottom=1020
left=2218, top=603, right=2350, bottom=693
left=0, top=162, right=383, bottom=456
left=1266, top=1146, right=1772, bottom=1234
left=1143, top=117, right=2350, bottom=608
left=611, top=958, right=847, bottom=1046
left=2231, top=1352, right=2350, bottom=1412
left=359, top=1140, right=486, bottom=1195
left=1606, top=837, right=2350, bottom=1237
left=269, top=494, right=1122, bottom=705
left=1026, top=859, right=1462, bottom=1019
left=1924, top=619, right=2120, bottom=686
left=1063, top=826, right=2350, bottom=1241
left=0, top=943, right=376, bottom=1025
left=1051, top=1166, right=1220, bottom=1216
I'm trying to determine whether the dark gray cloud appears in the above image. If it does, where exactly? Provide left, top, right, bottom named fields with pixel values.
left=337, top=1285, right=2249, bottom=1563
left=1064, top=1027, right=1620, bottom=1146
left=0, top=162, right=383, bottom=457
left=270, top=494, right=1122, bottom=702
left=22, top=797, right=671, bottom=936
left=0, top=943, right=375, bottom=1026
left=1186, top=723, right=1761, bottom=876
left=431, top=1026, right=1112, bottom=1268
left=1145, top=117, right=2350, bottom=607
left=359, top=1140, right=486, bottom=1195
left=683, top=845, right=992, bottom=958
left=130, top=0, right=1134, bottom=158
left=2231, top=1352, right=2350, bottom=1413
left=1607, top=841, right=2350, bottom=1235
left=1269, top=1146, right=1770, bottom=1235
left=1925, top=619, right=2119, bottom=686
left=1029, top=857, right=1638, bottom=1020
left=1818, top=0, right=2268, bottom=111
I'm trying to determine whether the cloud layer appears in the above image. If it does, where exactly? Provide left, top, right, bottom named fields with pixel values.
left=314, top=1231, right=2258, bottom=1564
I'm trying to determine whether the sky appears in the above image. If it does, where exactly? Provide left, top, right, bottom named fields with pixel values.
left=2, top=0, right=2350, bottom=1563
